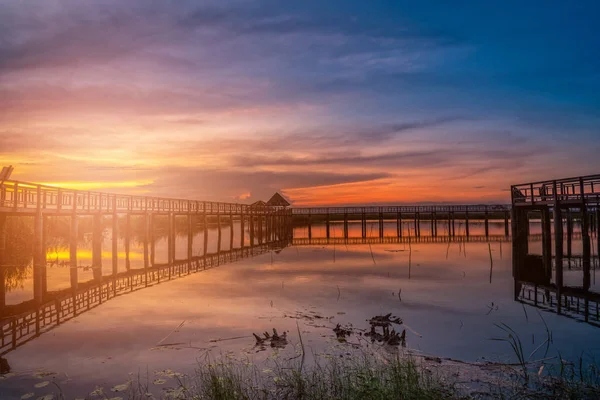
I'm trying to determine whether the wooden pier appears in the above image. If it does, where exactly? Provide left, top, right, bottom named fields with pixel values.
left=0, top=179, right=293, bottom=310
left=292, top=205, right=511, bottom=239
left=511, top=174, right=600, bottom=324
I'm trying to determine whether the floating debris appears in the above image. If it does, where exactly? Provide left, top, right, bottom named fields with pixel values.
left=333, top=324, right=353, bottom=342
left=365, top=314, right=405, bottom=347
left=253, top=329, right=288, bottom=349
left=368, top=313, right=402, bottom=327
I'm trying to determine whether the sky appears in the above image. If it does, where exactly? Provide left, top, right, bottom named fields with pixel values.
left=1, top=0, right=599, bottom=206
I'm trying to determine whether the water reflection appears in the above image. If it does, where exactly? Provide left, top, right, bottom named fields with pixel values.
left=1, top=220, right=600, bottom=399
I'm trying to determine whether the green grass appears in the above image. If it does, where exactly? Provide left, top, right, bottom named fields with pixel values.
left=124, top=353, right=461, bottom=400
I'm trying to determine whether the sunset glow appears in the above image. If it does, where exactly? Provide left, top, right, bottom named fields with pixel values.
left=1, top=1, right=599, bottom=205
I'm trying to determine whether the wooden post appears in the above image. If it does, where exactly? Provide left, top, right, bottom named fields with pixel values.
left=70, top=196, right=79, bottom=290
left=143, top=212, right=150, bottom=269
left=229, top=212, right=234, bottom=249
left=447, top=211, right=452, bottom=237
left=125, top=213, right=131, bottom=271
left=397, top=211, right=402, bottom=237
left=343, top=211, right=348, bottom=239
left=204, top=207, right=209, bottom=255
left=33, top=187, right=44, bottom=303
left=249, top=207, right=254, bottom=247
left=433, top=211, right=437, bottom=237
left=504, top=210, right=510, bottom=237
left=541, top=207, right=552, bottom=280
left=150, top=213, right=156, bottom=266
left=188, top=213, right=193, bottom=268
left=580, top=179, right=591, bottom=294
left=553, top=181, right=563, bottom=314
left=566, top=209, right=573, bottom=259
left=240, top=210, right=245, bottom=248
left=413, top=212, right=417, bottom=238
left=0, top=214, right=5, bottom=309
left=484, top=207, right=489, bottom=238
left=308, top=209, right=312, bottom=240
left=112, top=197, right=118, bottom=276
left=465, top=210, right=470, bottom=237
left=451, top=212, right=456, bottom=237
left=430, top=212, right=434, bottom=237
left=361, top=208, right=366, bottom=238
left=217, top=214, right=222, bottom=252
left=92, top=213, right=103, bottom=281
left=379, top=211, right=384, bottom=238
left=326, top=211, right=330, bottom=239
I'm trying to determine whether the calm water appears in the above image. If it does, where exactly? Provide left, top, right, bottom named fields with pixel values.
left=0, top=217, right=599, bottom=399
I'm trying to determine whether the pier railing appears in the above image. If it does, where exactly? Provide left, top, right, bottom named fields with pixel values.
left=511, top=174, right=600, bottom=206
left=292, top=204, right=510, bottom=215
left=0, top=179, right=277, bottom=215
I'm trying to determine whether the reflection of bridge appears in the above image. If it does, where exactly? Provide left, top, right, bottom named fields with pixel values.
left=517, top=282, right=600, bottom=328
left=0, top=239, right=291, bottom=356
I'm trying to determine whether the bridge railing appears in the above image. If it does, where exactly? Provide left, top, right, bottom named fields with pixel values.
left=0, top=179, right=274, bottom=214
left=291, top=204, right=511, bottom=215
left=511, top=174, right=600, bottom=206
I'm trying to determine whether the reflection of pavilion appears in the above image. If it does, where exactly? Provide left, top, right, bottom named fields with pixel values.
left=0, top=238, right=291, bottom=356
left=511, top=174, right=600, bottom=326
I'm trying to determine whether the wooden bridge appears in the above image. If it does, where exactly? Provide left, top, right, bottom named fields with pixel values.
left=511, top=174, right=600, bottom=323
left=291, top=204, right=511, bottom=239
left=0, top=178, right=292, bottom=310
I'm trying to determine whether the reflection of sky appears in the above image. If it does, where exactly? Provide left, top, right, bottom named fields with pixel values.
left=3, top=234, right=599, bottom=399
left=1, top=1, right=600, bottom=204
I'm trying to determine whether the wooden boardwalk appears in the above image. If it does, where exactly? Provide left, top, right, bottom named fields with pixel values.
left=292, top=205, right=511, bottom=239
left=511, top=174, right=600, bottom=324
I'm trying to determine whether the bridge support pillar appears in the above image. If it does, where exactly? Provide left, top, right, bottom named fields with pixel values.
left=465, top=211, right=470, bottom=237
left=33, top=192, right=45, bottom=304
left=484, top=209, right=489, bottom=237
left=566, top=209, right=573, bottom=259
left=433, top=211, right=437, bottom=237
left=541, top=207, right=552, bottom=279
left=112, top=199, right=118, bottom=276
left=553, top=200, right=564, bottom=314
left=70, top=213, right=79, bottom=290
left=0, top=215, right=6, bottom=309
left=92, top=213, right=103, bottom=281
left=188, top=214, right=193, bottom=271
left=240, top=211, right=245, bottom=248
left=326, top=212, right=330, bottom=239
left=379, top=212, right=384, bottom=238
left=511, top=207, right=529, bottom=300
left=143, top=212, right=150, bottom=270
left=308, top=213, right=312, bottom=240
left=361, top=210, right=366, bottom=238
left=125, top=214, right=131, bottom=271
left=344, top=212, right=348, bottom=239
left=396, top=212, right=402, bottom=237
left=249, top=211, right=254, bottom=247
left=150, top=213, right=156, bottom=266
left=204, top=212, right=209, bottom=255
left=217, top=214, right=222, bottom=252
left=230, top=212, right=235, bottom=249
